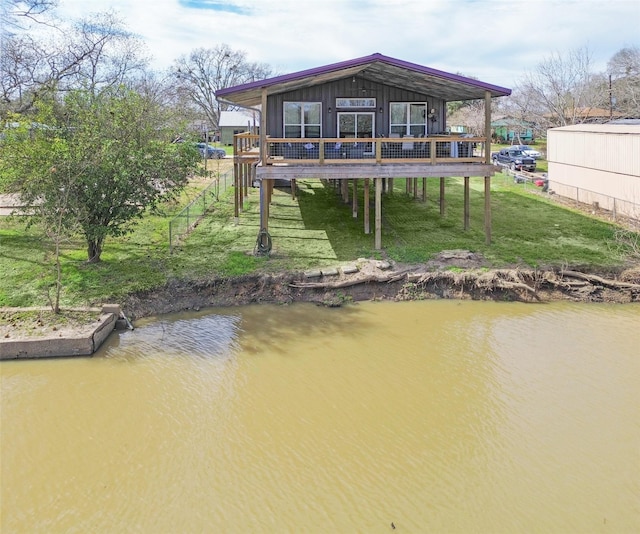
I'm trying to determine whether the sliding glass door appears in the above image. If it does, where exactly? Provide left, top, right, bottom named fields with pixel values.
left=337, top=112, right=375, bottom=139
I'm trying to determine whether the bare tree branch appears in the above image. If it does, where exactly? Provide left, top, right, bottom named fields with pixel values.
left=171, top=44, right=275, bottom=133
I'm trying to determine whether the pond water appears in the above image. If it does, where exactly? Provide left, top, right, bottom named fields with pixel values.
left=1, top=300, right=639, bottom=533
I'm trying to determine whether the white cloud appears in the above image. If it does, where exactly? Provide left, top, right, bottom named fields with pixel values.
left=42, top=0, right=640, bottom=89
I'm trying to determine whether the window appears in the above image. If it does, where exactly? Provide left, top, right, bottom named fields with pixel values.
left=335, top=98, right=376, bottom=108
left=389, top=102, right=427, bottom=137
left=283, top=102, right=321, bottom=138
left=337, top=112, right=374, bottom=139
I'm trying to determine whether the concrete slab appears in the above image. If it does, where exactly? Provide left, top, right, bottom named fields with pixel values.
left=0, top=313, right=117, bottom=360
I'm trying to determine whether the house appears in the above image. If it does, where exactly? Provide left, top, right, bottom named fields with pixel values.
left=542, top=108, right=626, bottom=127
left=219, top=110, right=260, bottom=146
left=572, top=107, right=625, bottom=124
left=547, top=123, right=640, bottom=220
left=491, top=117, right=535, bottom=143
left=216, top=53, right=511, bottom=249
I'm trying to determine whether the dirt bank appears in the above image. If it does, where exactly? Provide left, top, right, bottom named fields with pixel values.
left=2, top=254, right=638, bottom=343
left=121, top=254, right=640, bottom=320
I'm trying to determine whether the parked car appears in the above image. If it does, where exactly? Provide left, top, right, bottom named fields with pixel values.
left=196, top=143, right=226, bottom=159
left=491, top=148, right=536, bottom=172
left=509, top=144, right=541, bottom=159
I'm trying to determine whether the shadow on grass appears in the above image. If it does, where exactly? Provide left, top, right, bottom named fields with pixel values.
left=294, top=180, right=375, bottom=261
left=0, top=232, right=49, bottom=267
left=291, top=177, right=620, bottom=267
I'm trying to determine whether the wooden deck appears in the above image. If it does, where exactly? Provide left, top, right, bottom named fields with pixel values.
left=256, top=162, right=497, bottom=180
left=232, top=134, right=494, bottom=251
left=235, top=135, right=495, bottom=180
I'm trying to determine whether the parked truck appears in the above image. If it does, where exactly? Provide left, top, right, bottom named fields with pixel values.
left=491, top=148, right=536, bottom=172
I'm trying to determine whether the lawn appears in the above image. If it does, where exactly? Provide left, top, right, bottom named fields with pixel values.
left=0, top=163, right=632, bottom=308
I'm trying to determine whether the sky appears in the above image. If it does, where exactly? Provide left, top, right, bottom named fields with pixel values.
left=48, top=0, right=640, bottom=90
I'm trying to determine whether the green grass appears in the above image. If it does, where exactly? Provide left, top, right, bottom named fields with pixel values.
left=0, top=167, right=633, bottom=308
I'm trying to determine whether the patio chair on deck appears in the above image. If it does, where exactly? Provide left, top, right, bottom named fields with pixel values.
left=387, top=133, right=401, bottom=158
left=302, top=142, right=319, bottom=159
left=324, top=142, right=343, bottom=159
left=401, top=135, right=415, bottom=156
left=284, top=142, right=301, bottom=159
left=414, top=134, right=429, bottom=158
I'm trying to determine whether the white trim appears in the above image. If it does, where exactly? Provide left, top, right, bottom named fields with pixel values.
left=283, top=101, right=322, bottom=138
left=337, top=111, right=376, bottom=139
left=390, top=102, right=428, bottom=136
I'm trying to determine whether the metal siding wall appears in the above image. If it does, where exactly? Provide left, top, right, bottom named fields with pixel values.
left=549, top=129, right=640, bottom=176
left=548, top=128, right=640, bottom=218
left=265, top=78, right=442, bottom=137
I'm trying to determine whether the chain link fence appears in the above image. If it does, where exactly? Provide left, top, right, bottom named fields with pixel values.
left=548, top=180, right=640, bottom=224
left=169, top=170, right=233, bottom=252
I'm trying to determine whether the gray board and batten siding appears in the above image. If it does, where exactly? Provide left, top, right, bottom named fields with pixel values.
left=265, top=78, right=446, bottom=137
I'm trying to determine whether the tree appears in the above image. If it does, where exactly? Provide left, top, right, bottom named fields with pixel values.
left=447, top=100, right=487, bottom=136
left=1, top=87, right=201, bottom=263
left=1, top=7, right=149, bottom=119
left=511, top=46, right=604, bottom=129
left=1, top=0, right=57, bottom=31
left=171, top=44, right=274, bottom=135
left=608, top=45, right=640, bottom=118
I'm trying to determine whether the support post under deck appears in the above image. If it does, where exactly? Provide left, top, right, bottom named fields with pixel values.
left=375, top=177, right=382, bottom=249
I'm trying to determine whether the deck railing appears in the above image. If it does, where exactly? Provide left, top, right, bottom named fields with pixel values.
left=235, top=134, right=487, bottom=165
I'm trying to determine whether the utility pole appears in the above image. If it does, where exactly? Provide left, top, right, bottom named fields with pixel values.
left=609, top=75, right=613, bottom=121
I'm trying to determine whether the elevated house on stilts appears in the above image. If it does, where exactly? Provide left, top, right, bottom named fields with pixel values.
left=215, top=53, right=511, bottom=252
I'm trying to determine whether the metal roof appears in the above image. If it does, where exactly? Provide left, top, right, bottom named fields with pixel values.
left=216, top=53, right=511, bottom=107
left=219, top=110, right=260, bottom=127
left=550, top=124, right=640, bottom=135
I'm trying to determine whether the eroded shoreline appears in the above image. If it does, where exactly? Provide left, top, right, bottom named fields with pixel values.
left=3, top=257, right=639, bottom=352
left=122, top=259, right=640, bottom=321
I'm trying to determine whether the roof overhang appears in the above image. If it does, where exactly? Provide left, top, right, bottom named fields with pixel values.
left=216, top=53, right=511, bottom=107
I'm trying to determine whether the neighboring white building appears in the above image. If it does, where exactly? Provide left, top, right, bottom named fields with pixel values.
left=219, top=110, right=260, bottom=146
left=547, top=123, right=640, bottom=219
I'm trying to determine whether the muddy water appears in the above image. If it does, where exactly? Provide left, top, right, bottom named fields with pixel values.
left=1, top=300, right=639, bottom=533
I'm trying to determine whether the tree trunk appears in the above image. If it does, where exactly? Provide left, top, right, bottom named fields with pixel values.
left=87, top=238, right=103, bottom=263
left=54, top=237, right=61, bottom=313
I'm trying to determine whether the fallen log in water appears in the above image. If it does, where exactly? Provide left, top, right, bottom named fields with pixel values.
left=561, top=270, right=640, bottom=290
left=289, top=269, right=412, bottom=289
left=290, top=268, right=539, bottom=299
left=287, top=267, right=640, bottom=304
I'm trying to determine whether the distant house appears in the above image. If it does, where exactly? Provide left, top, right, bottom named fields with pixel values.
left=542, top=108, right=627, bottom=127
left=219, top=111, right=260, bottom=146
left=572, top=107, right=625, bottom=124
left=491, top=117, right=535, bottom=143
left=547, top=123, right=640, bottom=219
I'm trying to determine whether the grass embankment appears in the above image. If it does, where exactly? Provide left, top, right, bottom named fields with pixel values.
left=0, top=160, right=630, bottom=309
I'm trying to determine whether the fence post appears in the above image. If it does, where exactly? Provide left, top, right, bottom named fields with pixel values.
left=612, top=198, right=617, bottom=221
left=167, top=171, right=232, bottom=251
